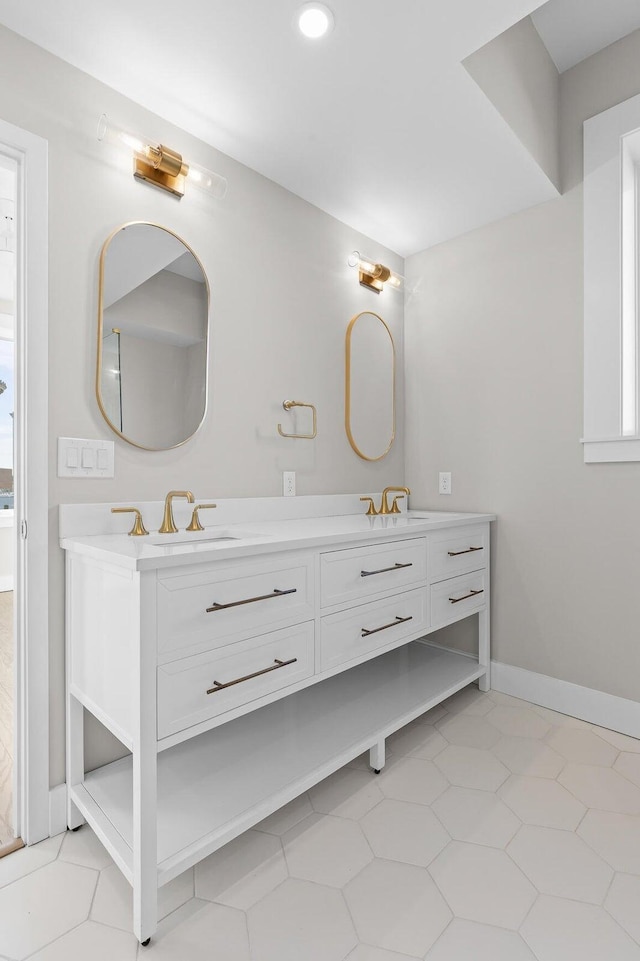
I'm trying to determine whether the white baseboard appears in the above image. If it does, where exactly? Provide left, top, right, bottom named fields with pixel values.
left=49, top=784, right=67, bottom=837
left=0, top=575, right=13, bottom=592
left=491, top=660, right=640, bottom=739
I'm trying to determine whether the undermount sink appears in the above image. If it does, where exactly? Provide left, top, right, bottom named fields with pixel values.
left=147, top=530, right=255, bottom=547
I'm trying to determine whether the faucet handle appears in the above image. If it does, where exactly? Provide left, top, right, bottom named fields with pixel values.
left=390, top=495, right=405, bottom=514
left=111, top=507, right=149, bottom=537
left=186, top=504, right=217, bottom=532
left=360, top=496, right=379, bottom=516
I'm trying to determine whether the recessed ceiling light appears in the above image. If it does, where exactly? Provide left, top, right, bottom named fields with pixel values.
left=297, top=3, right=334, bottom=39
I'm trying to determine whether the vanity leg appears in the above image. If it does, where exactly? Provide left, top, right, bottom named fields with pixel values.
left=66, top=694, right=85, bottom=831
left=478, top=607, right=491, bottom=692
left=369, top=739, right=386, bottom=774
left=133, top=577, right=158, bottom=946
left=132, top=739, right=157, bottom=944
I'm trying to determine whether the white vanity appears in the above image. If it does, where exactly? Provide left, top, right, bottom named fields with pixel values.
left=61, top=494, right=494, bottom=944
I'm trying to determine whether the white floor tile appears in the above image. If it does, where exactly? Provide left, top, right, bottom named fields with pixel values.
left=360, top=798, right=449, bottom=866
left=499, top=775, right=586, bottom=829
left=91, top=863, right=193, bottom=933
left=436, top=714, right=501, bottom=749
left=308, top=767, right=383, bottom=820
left=195, top=830, right=287, bottom=910
left=254, top=794, right=312, bottom=835
left=345, top=947, right=421, bottom=961
left=27, top=920, right=137, bottom=961
left=441, top=686, right=493, bottom=716
left=344, top=859, right=451, bottom=957
left=559, top=763, right=640, bottom=814
left=426, top=918, right=537, bottom=960
left=521, top=895, right=640, bottom=961
left=143, top=900, right=250, bottom=960
left=377, top=757, right=448, bottom=806
left=247, top=877, right=356, bottom=961
left=614, top=752, right=640, bottom=788
left=578, top=810, right=640, bottom=873
left=432, top=786, right=521, bottom=848
left=487, top=706, right=551, bottom=739
left=492, top=736, right=565, bottom=778
left=604, top=873, right=640, bottom=943
left=0, top=834, right=63, bottom=889
left=282, top=813, right=372, bottom=887
left=385, top=721, right=447, bottom=760
left=507, top=824, right=613, bottom=903
left=429, top=842, right=536, bottom=929
left=595, top=728, right=640, bottom=753
left=0, top=860, right=97, bottom=959
left=58, top=826, right=113, bottom=871
left=547, top=728, right=618, bottom=767
left=434, top=744, right=509, bottom=791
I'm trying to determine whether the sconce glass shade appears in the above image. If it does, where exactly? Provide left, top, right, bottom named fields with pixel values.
left=348, top=251, right=403, bottom=293
left=97, top=114, right=227, bottom=200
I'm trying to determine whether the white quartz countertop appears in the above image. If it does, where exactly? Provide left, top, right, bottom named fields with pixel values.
left=60, top=510, right=495, bottom=572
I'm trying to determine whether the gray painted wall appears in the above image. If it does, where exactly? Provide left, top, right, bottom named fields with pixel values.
left=406, top=29, right=640, bottom=704
left=464, top=16, right=561, bottom=191
left=0, top=24, right=405, bottom=783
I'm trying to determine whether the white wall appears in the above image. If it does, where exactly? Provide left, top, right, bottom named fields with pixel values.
left=0, top=24, right=405, bottom=783
left=406, top=29, right=640, bottom=704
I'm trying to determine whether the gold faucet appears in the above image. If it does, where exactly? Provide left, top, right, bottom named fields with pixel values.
left=380, top=486, right=411, bottom=515
left=159, top=490, right=195, bottom=534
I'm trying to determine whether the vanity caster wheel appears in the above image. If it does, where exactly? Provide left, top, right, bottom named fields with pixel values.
left=373, top=769, right=381, bottom=775
left=141, top=938, right=151, bottom=947
left=71, top=825, right=82, bottom=832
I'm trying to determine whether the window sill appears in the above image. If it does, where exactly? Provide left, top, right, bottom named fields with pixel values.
left=582, top=437, right=640, bottom=463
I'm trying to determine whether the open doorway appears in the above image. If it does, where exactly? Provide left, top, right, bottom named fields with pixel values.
left=0, top=154, right=15, bottom=852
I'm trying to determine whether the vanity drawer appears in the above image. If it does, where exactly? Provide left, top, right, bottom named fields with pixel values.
left=157, top=556, right=314, bottom=660
left=157, top=622, right=314, bottom=738
left=320, top=588, right=426, bottom=672
left=430, top=570, right=487, bottom=629
left=428, top=525, right=488, bottom=583
left=320, top=538, right=426, bottom=609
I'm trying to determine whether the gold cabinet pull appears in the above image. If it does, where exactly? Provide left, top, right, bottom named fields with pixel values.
left=206, top=587, right=297, bottom=613
left=361, top=615, right=413, bottom=637
left=207, top=657, right=298, bottom=694
left=447, top=546, right=483, bottom=557
left=111, top=507, right=149, bottom=536
left=449, top=589, right=484, bottom=605
left=361, top=562, right=413, bottom=578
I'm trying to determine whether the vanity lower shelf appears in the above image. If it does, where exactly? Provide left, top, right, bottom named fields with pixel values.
left=72, top=641, right=483, bottom=886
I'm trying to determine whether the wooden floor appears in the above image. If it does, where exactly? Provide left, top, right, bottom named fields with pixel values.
left=0, top=591, right=13, bottom=848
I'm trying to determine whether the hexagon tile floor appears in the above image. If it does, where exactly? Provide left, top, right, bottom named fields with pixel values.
left=3, top=687, right=640, bottom=960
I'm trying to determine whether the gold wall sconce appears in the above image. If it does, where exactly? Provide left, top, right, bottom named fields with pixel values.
left=348, top=251, right=403, bottom=294
left=97, top=114, right=228, bottom=200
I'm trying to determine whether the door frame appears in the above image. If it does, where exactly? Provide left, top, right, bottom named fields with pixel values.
left=0, top=118, right=49, bottom=845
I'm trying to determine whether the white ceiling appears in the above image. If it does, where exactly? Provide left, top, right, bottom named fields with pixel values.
left=0, top=0, right=622, bottom=256
left=532, top=0, right=640, bottom=73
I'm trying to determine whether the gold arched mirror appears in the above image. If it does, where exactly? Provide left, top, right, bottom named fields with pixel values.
left=97, top=222, right=209, bottom=450
left=345, top=310, right=396, bottom=461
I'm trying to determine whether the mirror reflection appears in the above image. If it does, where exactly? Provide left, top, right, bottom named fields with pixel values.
left=97, top=222, right=209, bottom=450
left=345, top=310, right=396, bottom=461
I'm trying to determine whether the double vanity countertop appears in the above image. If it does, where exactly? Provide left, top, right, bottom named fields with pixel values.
left=60, top=509, right=496, bottom=571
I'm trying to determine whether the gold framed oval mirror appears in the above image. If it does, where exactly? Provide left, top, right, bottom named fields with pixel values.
left=96, top=221, right=210, bottom=450
left=345, top=310, right=396, bottom=461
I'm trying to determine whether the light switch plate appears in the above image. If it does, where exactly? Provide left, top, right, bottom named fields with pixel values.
left=58, top=437, right=115, bottom=478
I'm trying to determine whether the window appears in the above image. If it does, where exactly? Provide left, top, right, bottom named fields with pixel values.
left=583, top=94, right=640, bottom=462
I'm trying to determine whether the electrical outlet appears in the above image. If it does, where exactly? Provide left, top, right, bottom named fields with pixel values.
left=283, top=471, right=296, bottom=497
left=439, top=471, right=452, bottom=495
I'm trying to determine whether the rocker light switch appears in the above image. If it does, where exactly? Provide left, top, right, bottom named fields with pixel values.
left=58, top=437, right=115, bottom=478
